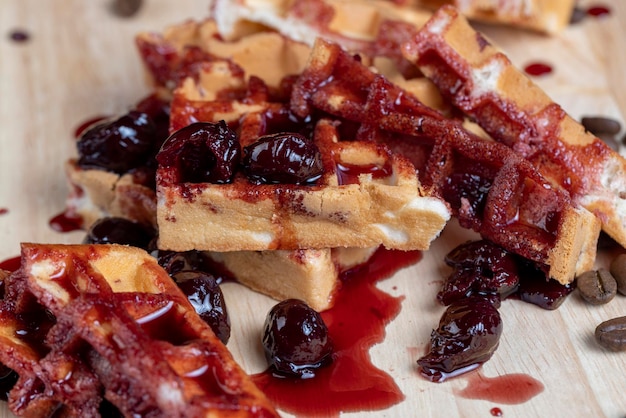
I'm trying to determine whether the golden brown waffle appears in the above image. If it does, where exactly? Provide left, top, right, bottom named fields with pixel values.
left=145, top=15, right=449, bottom=254
left=0, top=243, right=278, bottom=417
left=396, top=0, right=575, bottom=33
left=290, top=37, right=600, bottom=283
left=156, top=102, right=450, bottom=252
left=404, top=5, right=626, bottom=250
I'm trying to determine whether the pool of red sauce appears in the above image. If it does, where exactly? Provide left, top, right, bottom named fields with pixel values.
left=48, top=211, right=83, bottom=233
left=586, top=5, right=611, bottom=17
left=523, top=62, right=553, bottom=77
left=252, top=247, right=421, bottom=417
left=456, top=369, right=544, bottom=405
left=0, top=256, right=20, bottom=272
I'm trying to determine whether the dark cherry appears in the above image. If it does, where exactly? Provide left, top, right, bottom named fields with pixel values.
left=155, top=250, right=209, bottom=276
left=83, top=217, right=156, bottom=250
left=441, top=172, right=492, bottom=222
left=242, top=133, right=324, bottom=185
left=77, top=111, right=157, bottom=174
left=516, top=259, right=574, bottom=310
left=173, top=271, right=230, bottom=344
left=417, top=296, right=502, bottom=382
left=157, top=121, right=240, bottom=184
left=262, top=299, right=333, bottom=379
left=439, top=240, right=519, bottom=305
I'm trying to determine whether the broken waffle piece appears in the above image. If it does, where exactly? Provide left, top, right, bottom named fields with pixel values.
left=404, top=5, right=626, bottom=249
left=155, top=116, right=450, bottom=252
left=65, top=150, right=371, bottom=310
left=399, top=0, right=575, bottom=34
left=0, top=243, right=278, bottom=417
left=291, top=38, right=599, bottom=283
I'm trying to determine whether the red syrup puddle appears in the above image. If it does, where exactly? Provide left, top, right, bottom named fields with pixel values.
left=0, top=256, right=21, bottom=272
left=586, top=5, right=611, bottom=17
left=252, top=247, right=422, bottom=417
left=455, top=369, right=544, bottom=405
left=523, top=62, right=553, bottom=77
left=49, top=211, right=83, bottom=233
left=0, top=208, right=8, bottom=215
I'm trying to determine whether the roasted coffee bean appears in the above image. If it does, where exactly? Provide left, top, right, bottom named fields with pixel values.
left=569, top=6, right=587, bottom=24
left=595, top=316, right=626, bottom=351
left=609, top=254, right=626, bottom=296
left=110, top=0, right=143, bottom=17
left=576, top=269, right=617, bottom=305
left=581, top=116, right=622, bottom=135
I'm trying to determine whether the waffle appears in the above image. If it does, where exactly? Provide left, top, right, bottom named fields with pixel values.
left=395, top=0, right=575, bottom=33
left=290, top=37, right=600, bottom=283
left=404, top=5, right=626, bottom=250
left=211, top=0, right=574, bottom=51
left=156, top=102, right=451, bottom=252
left=67, top=24, right=408, bottom=311
left=0, top=243, right=278, bottom=417
left=65, top=159, right=157, bottom=229
left=146, top=13, right=449, bottom=253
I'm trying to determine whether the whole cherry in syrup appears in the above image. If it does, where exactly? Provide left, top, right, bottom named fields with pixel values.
left=242, top=133, right=324, bottom=185
left=157, top=121, right=241, bottom=184
left=262, top=299, right=333, bottom=379
left=77, top=111, right=158, bottom=174
left=173, top=271, right=231, bottom=345
left=417, top=295, right=503, bottom=382
left=439, top=240, right=520, bottom=306
left=83, top=217, right=156, bottom=251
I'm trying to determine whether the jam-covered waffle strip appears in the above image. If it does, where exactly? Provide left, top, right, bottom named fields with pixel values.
left=290, top=38, right=600, bottom=283
left=157, top=49, right=450, bottom=252
left=0, top=271, right=104, bottom=417
left=211, top=0, right=431, bottom=58
left=0, top=244, right=278, bottom=417
left=398, top=0, right=575, bottom=34
left=136, top=18, right=311, bottom=91
left=403, top=5, right=626, bottom=248
left=157, top=107, right=449, bottom=252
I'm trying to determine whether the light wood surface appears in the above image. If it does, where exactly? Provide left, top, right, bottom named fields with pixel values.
left=1, top=1, right=625, bottom=417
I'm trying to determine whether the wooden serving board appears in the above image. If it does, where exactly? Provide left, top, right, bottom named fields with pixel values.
left=1, top=1, right=625, bottom=417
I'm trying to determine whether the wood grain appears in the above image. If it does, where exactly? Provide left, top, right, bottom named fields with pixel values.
left=1, top=1, right=625, bottom=417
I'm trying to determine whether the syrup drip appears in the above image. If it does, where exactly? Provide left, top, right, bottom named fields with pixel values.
left=253, top=248, right=422, bottom=417
left=587, top=5, right=611, bottom=17
left=456, top=370, right=544, bottom=404
left=523, top=62, right=553, bottom=77
left=0, top=256, right=20, bottom=272
left=490, top=407, right=503, bottom=416
left=8, top=30, right=29, bottom=43
left=0, top=208, right=8, bottom=215
left=336, top=162, right=392, bottom=186
left=49, top=211, right=83, bottom=233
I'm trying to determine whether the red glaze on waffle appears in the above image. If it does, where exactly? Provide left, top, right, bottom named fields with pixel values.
left=290, top=38, right=600, bottom=283
left=0, top=244, right=278, bottom=417
left=403, top=5, right=626, bottom=250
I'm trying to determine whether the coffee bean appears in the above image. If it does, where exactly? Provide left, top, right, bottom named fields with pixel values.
left=609, top=254, right=626, bottom=296
left=569, top=6, right=587, bottom=24
left=576, top=269, right=617, bottom=305
left=595, top=316, right=626, bottom=351
left=581, top=116, right=622, bottom=135
left=110, top=0, right=143, bottom=17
